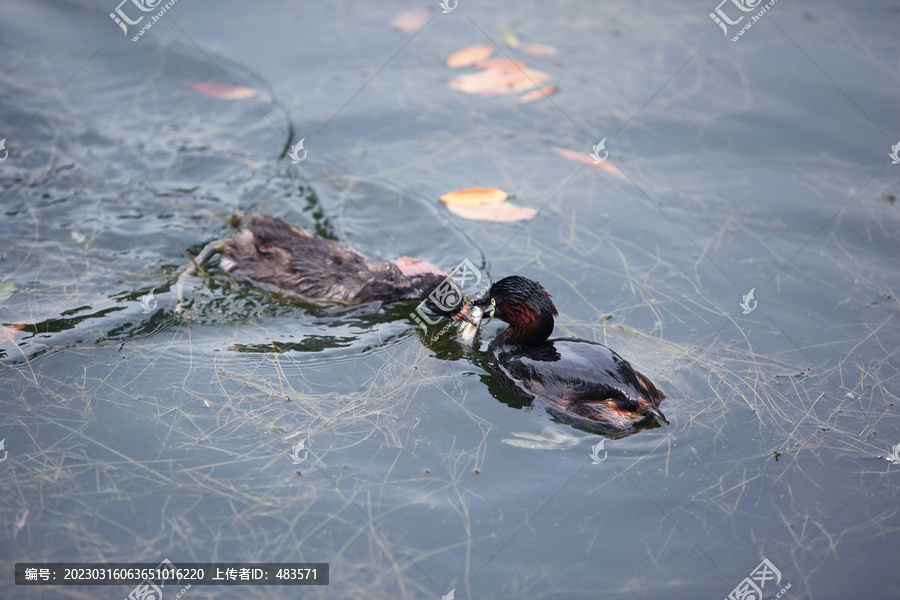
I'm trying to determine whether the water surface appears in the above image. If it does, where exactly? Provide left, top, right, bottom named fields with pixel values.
left=1, top=1, right=899, bottom=599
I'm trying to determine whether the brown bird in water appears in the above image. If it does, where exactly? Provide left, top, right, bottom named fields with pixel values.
left=474, top=276, right=667, bottom=436
left=187, top=213, right=471, bottom=320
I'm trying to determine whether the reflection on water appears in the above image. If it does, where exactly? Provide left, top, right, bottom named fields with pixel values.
left=1, top=0, right=899, bottom=599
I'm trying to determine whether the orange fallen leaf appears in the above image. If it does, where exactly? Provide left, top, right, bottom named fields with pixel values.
left=446, top=202, right=537, bottom=222
left=446, top=45, right=493, bottom=68
left=450, top=67, right=550, bottom=95
left=441, top=187, right=533, bottom=221
left=1, top=321, right=31, bottom=344
left=520, top=43, right=557, bottom=57
left=552, top=147, right=626, bottom=179
left=475, top=58, right=527, bottom=70
left=519, top=84, right=558, bottom=103
left=440, top=187, right=510, bottom=205
left=450, top=70, right=505, bottom=94
left=390, top=8, right=427, bottom=32
left=187, top=82, right=258, bottom=99
left=395, top=256, right=447, bottom=277
left=504, top=68, right=551, bottom=92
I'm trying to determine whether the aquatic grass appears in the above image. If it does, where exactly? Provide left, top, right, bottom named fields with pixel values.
left=1, top=7, right=898, bottom=594
left=4, top=208, right=898, bottom=589
left=2, top=195, right=898, bottom=598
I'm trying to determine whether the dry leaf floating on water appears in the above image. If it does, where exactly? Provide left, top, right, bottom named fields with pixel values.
left=440, top=187, right=510, bottom=205
left=446, top=44, right=494, bottom=68
left=1, top=321, right=30, bottom=344
left=503, top=29, right=521, bottom=48
left=551, top=146, right=627, bottom=179
left=450, top=67, right=550, bottom=95
left=445, top=202, right=537, bottom=222
left=446, top=42, right=555, bottom=96
left=520, top=43, right=558, bottom=57
left=475, top=58, right=527, bottom=71
left=440, top=187, right=534, bottom=221
left=519, top=84, right=558, bottom=103
left=390, top=8, right=427, bottom=32
left=187, top=82, right=259, bottom=99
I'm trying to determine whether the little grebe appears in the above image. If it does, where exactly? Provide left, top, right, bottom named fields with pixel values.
left=474, top=276, right=668, bottom=436
left=213, top=213, right=469, bottom=319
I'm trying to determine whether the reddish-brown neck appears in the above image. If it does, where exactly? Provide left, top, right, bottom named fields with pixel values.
left=494, top=297, right=555, bottom=348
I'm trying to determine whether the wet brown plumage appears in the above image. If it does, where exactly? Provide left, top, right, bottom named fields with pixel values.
left=219, top=214, right=464, bottom=315
left=475, top=276, right=668, bottom=436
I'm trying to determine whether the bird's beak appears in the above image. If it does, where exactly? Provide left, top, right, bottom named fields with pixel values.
left=453, top=302, right=475, bottom=325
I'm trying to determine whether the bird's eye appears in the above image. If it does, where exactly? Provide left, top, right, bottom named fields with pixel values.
left=490, top=298, right=496, bottom=308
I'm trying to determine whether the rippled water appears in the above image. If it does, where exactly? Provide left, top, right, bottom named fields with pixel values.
left=1, top=1, right=899, bottom=599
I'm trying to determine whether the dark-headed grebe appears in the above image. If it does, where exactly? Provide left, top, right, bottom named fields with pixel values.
left=474, top=276, right=668, bottom=436
left=200, top=213, right=470, bottom=319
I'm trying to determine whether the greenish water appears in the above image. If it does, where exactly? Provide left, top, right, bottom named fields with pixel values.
left=1, top=1, right=899, bottom=599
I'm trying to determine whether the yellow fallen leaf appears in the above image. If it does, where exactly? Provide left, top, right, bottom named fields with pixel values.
left=520, top=43, right=557, bottom=57
left=519, top=84, right=558, bottom=103
left=440, top=187, right=510, bottom=205
left=446, top=202, right=537, bottom=222
left=446, top=44, right=493, bottom=68
left=503, top=29, right=520, bottom=48
left=552, top=146, right=627, bottom=179
left=187, top=82, right=258, bottom=99
left=390, top=8, right=427, bottom=32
